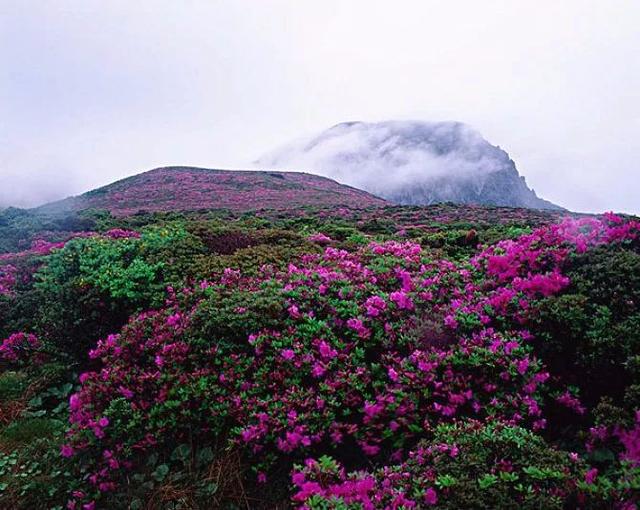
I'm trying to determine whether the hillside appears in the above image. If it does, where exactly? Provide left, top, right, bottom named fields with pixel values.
left=1, top=202, right=639, bottom=509
left=37, top=166, right=387, bottom=216
left=258, top=121, right=562, bottom=210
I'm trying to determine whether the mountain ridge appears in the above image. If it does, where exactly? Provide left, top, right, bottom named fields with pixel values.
left=258, top=120, right=563, bottom=210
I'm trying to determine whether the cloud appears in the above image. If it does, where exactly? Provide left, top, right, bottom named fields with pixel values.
left=0, top=1, right=638, bottom=213
left=257, top=121, right=522, bottom=199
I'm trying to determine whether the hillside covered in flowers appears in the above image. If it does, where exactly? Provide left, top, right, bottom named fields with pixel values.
left=37, top=167, right=388, bottom=217
left=0, top=198, right=639, bottom=509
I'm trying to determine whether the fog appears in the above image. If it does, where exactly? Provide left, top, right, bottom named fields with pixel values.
left=1, top=1, right=639, bottom=213
left=257, top=121, right=517, bottom=199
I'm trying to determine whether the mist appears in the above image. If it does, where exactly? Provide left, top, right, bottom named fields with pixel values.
left=257, top=121, right=518, bottom=198
left=1, top=1, right=639, bottom=213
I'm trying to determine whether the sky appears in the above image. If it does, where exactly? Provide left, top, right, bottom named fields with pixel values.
left=1, top=0, right=639, bottom=213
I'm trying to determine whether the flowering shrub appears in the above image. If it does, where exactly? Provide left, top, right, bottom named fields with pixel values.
left=292, top=421, right=585, bottom=510
left=51, top=214, right=640, bottom=508
left=0, top=332, right=41, bottom=366
left=0, top=265, right=17, bottom=297
left=307, top=232, right=333, bottom=245
left=29, top=225, right=202, bottom=359
left=1, top=207, right=639, bottom=509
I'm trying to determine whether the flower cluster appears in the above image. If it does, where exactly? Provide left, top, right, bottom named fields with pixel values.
left=292, top=421, right=584, bottom=509
left=103, top=228, right=141, bottom=239
left=55, top=214, right=640, bottom=507
left=0, top=264, right=17, bottom=297
left=0, top=332, right=41, bottom=365
left=307, top=232, right=333, bottom=245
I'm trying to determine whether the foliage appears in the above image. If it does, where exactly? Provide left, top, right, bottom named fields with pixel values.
left=0, top=205, right=639, bottom=509
left=292, top=421, right=586, bottom=510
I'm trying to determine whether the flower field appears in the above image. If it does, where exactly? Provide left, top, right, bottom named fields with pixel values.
left=37, top=167, right=387, bottom=217
left=0, top=202, right=638, bottom=509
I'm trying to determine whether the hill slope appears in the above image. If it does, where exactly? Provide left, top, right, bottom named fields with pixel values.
left=258, top=121, right=562, bottom=210
left=38, top=166, right=387, bottom=216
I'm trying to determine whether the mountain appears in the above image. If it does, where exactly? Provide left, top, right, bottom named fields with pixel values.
left=37, top=166, right=387, bottom=216
left=257, top=121, right=562, bottom=210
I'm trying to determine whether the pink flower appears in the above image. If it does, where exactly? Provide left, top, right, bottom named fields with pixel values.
left=318, top=340, right=337, bottom=360
left=308, top=233, right=333, bottom=244
left=515, top=358, right=530, bottom=375
left=585, top=468, right=598, bottom=484
left=444, top=314, right=458, bottom=329
left=424, top=488, right=438, bottom=505
left=288, top=305, right=302, bottom=319
left=364, top=295, right=387, bottom=317
left=69, top=394, right=81, bottom=411
left=61, top=444, right=74, bottom=458
left=281, top=349, right=295, bottom=361
left=360, top=442, right=380, bottom=456
left=346, top=318, right=370, bottom=339
left=390, top=290, right=414, bottom=311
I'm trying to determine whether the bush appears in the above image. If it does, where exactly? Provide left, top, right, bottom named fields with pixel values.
left=529, top=245, right=640, bottom=410
left=292, top=421, right=586, bottom=509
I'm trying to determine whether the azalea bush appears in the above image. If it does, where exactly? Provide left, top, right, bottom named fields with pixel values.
left=292, top=421, right=587, bottom=510
left=0, top=207, right=639, bottom=509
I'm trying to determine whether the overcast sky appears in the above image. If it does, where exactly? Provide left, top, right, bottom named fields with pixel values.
left=1, top=0, right=639, bottom=213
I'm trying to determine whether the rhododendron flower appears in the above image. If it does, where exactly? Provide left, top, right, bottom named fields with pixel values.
left=360, top=442, right=380, bottom=456
left=424, top=488, right=438, bottom=505
left=363, top=401, right=385, bottom=420
left=346, top=318, right=370, bottom=339
left=0, top=332, right=41, bottom=364
left=281, top=349, right=295, bottom=361
left=515, top=358, right=530, bottom=375
left=443, top=314, right=458, bottom=329
left=364, top=295, right=387, bottom=317
left=389, top=290, right=414, bottom=311
left=616, top=410, right=640, bottom=466
left=556, top=391, right=586, bottom=415
left=308, top=232, right=332, bottom=244
left=104, top=228, right=140, bottom=239
left=318, top=340, right=337, bottom=360
left=61, top=444, right=74, bottom=458
left=0, top=264, right=17, bottom=297
left=585, top=468, right=598, bottom=484
left=288, top=304, right=302, bottom=319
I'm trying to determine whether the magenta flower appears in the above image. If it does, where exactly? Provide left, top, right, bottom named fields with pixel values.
left=424, top=488, right=438, bottom=505
left=61, top=444, right=74, bottom=458
left=585, top=468, right=598, bottom=484
left=281, top=349, right=295, bottom=361
left=390, top=290, right=415, bottom=311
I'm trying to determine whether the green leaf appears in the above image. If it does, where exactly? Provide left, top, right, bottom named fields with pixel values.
left=171, top=443, right=191, bottom=463
left=478, top=474, right=498, bottom=489
left=152, top=464, right=169, bottom=482
left=196, top=447, right=214, bottom=466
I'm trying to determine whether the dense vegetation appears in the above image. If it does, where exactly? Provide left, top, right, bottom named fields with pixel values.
left=0, top=203, right=638, bottom=509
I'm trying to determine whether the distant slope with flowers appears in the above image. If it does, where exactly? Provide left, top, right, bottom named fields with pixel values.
left=37, top=166, right=388, bottom=216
